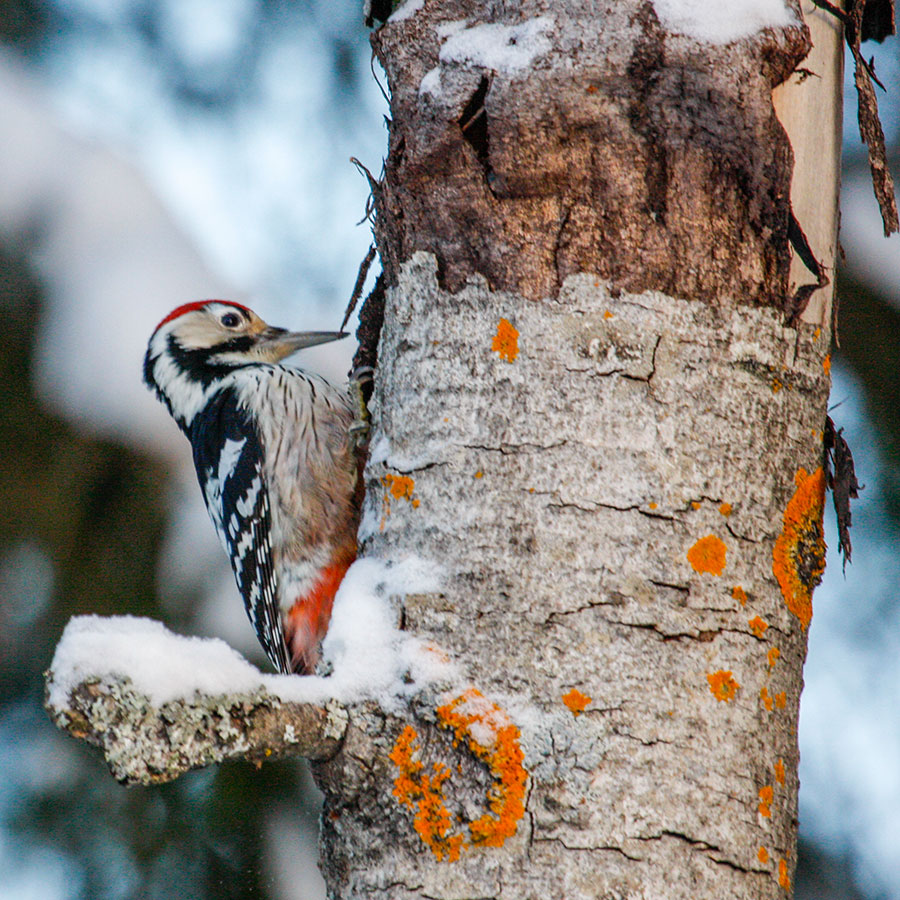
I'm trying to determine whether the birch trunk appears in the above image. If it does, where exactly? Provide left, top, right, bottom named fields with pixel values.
left=314, top=2, right=840, bottom=897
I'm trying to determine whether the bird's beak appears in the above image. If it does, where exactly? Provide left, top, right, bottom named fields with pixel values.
left=256, top=327, right=348, bottom=362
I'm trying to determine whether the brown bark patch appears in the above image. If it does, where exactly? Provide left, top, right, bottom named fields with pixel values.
left=372, top=3, right=810, bottom=307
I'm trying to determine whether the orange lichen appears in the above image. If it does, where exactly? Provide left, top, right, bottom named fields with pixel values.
left=719, top=502, right=733, bottom=516
left=389, top=725, right=464, bottom=862
left=648, top=502, right=658, bottom=510
left=707, top=670, right=740, bottom=702
left=491, top=318, right=519, bottom=362
left=778, top=858, right=791, bottom=890
left=774, top=759, right=785, bottom=785
left=823, top=353, right=832, bottom=375
left=758, top=846, right=769, bottom=865
left=748, top=616, right=768, bottom=638
left=562, top=688, right=591, bottom=716
left=772, top=378, right=783, bottom=393
left=758, top=785, right=773, bottom=818
left=385, top=474, right=415, bottom=500
left=380, top=474, right=419, bottom=529
left=390, top=689, right=528, bottom=862
left=760, top=687, right=773, bottom=711
left=691, top=500, right=702, bottom=510
left=772, top=467, right=826, bottom=629
left=474, top=471, right=484, bottom=479
left=687, top=535, right=727, bottom=575
left=603, top=309, right=614, bottom=319
left=732, top=585, right=748, bottom=605
left=436, top=688, right=528, bottom=849
left=775, top=691, right=787, bottom=709
left=767, top=647, right=781, bottom=668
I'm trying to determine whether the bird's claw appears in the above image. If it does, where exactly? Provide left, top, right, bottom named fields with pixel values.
left=349, top=367, right=374, bottom=449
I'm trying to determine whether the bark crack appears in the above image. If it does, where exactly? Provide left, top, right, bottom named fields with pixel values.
left=531, top=834, right=644, bottom=862
left=647, top=578, right=689, bottom=594
left=545, top=500, right=641, bottom=515
left=462, top=440, right=569, bottom=454
left=636, top=830, right=762, bottom=876
left=458, top=74, right=496, bottom=195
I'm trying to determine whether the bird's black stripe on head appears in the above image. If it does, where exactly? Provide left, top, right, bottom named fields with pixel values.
left=167, top=334, right=258, bottom=388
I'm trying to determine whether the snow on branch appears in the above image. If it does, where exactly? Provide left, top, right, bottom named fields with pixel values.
left=44, top=558, right=454, bottom=785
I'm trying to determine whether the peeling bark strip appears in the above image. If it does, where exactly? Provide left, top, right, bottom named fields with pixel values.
left=45, top=675, right=347, bottom=785
left=331, top=253, right=832, bottom=899
left=812, top=0, right=899, bottom=234
left=372, top=1, right=810, bottom=305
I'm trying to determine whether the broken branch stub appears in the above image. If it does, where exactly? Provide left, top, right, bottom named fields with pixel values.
left=44, top=673, right=348, bottom=786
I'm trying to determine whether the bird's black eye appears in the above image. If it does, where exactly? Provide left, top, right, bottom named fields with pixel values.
left=221, top=312, right=241, bottom=328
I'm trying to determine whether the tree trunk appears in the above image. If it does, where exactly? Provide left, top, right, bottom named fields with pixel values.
left=314, top=1, right=839, bottom=898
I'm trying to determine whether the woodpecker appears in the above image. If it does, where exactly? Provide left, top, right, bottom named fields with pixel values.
left=144, top=300, right=364, bottom=675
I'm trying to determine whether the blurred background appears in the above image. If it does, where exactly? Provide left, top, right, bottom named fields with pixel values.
left=0, top=1, right=896, bottom=898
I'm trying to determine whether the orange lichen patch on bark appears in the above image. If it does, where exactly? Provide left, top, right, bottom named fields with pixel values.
left=732, top=585, right=748, bottom=605
left=389, top=690, right=530, bottom=861
left=491, top=318, right=519, bottom=362
left=778, top=858, right=791, bottom=890
left=748, top=616, right=768, bottom=638
left=707, top=670, right=740, bottom=702
left=774, top=759, right=785, bottom=785
left=389, top=725, right=464, bottom=862
left=758, top=846, right=770, bottom=865
left=775, top=692, right=787, bottom=709
left=773, top=467, right=826, bottom=629
left=380, top=474, right=419, bottom=529
left=758, top=785, right=773, bottom=818
left=767, top=647, right=781, bottom=668
left=719, top=502, right=733, bottom=516
left=772, top=378, right=783, bottom=393
left=474, top=470, right=484, bottom=479
left=648, top=502, right=658, bottom=510
left=760, top=687, right=774, bottom=711
left=688, top=535, right=727, bottom=575
left=436, top=688, right=528, bottom=849
left=603, top=309, right=614, bottom=318
left=690, top=500, right=702, bottom=510
left=385, top=473, right=415, bottom=500
left=823, top=353, right=832, bottom=375
left=562, top=688, right=591, bottom=716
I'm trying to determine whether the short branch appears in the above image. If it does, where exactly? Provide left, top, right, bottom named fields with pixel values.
left=45, top=672, right=348, bottom=786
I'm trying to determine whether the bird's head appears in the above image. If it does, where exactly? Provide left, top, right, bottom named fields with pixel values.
left=144, top=300, right=346, bottom=430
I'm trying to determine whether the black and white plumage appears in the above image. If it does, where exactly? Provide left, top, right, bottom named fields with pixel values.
left=144, top=300, right=363, bottom=675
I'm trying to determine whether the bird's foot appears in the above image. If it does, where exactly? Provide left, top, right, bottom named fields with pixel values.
left=349, top=366, right=374, bottom=448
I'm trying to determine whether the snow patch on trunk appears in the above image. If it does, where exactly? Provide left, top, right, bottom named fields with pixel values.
left=439, top=17, right=554, bottom=73
left=652, top=0, right=797, bottom=44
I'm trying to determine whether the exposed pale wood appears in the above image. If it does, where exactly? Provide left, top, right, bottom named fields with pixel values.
left=773, top=0, right=844, bottom=327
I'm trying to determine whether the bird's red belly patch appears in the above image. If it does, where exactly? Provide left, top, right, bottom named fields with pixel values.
left=285, top=561, right=351, bottom=673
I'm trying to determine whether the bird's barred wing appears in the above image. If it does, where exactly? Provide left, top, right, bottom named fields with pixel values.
left=190, top=391, right=292, bottom=674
